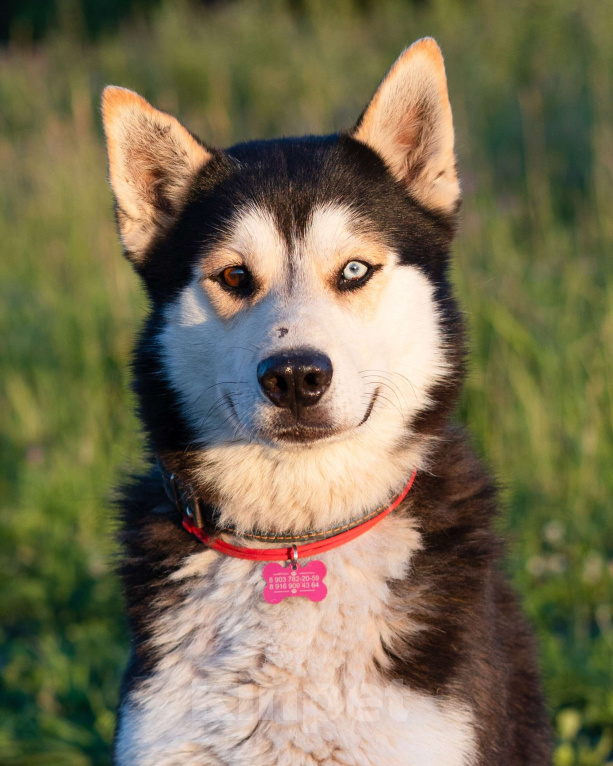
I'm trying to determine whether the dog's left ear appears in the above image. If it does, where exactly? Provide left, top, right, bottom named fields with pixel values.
left=101, top=86, right=212, bottom=262
left=352, top=38, right=459, bottom=216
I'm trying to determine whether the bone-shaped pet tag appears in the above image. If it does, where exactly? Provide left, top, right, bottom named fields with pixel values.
left=262, top=560, right=327, bottom=603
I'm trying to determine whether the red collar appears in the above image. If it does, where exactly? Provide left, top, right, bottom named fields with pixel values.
left=182, top=468, right=417, bottom=563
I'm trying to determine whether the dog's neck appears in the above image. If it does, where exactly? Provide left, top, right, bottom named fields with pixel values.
left=160, top=431, right=431, bottom=536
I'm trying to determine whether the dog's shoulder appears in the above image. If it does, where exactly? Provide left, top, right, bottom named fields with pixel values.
left=385, top=424, right=552, bottom=762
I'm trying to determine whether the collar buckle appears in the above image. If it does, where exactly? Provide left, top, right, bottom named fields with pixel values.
left=187, top=496, right=205, bottom=529
left=160, top=461, right=206, bottom=529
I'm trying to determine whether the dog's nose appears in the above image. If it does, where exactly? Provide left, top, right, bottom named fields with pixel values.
left=257, top=350, right=333, bottom=412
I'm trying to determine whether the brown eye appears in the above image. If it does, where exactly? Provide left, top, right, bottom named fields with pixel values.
left=218, top=266, right=253, bottom=294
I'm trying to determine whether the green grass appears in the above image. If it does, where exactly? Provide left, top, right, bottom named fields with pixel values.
left=1, top=0, right=612, bottom=763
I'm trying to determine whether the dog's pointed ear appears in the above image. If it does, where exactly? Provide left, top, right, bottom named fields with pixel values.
left=101, top=86, right=212, bottom=262
left=352, top=38, right=459, bottom=216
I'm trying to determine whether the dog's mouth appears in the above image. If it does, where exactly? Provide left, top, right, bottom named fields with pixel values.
left=225, top=388, right=380, bottom=446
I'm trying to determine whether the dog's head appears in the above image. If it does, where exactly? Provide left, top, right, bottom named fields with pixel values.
left=102, top=38, right=465, bottom=530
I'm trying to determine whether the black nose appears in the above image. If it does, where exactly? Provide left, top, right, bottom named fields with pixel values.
left=257, top=350, right=333, bottom=413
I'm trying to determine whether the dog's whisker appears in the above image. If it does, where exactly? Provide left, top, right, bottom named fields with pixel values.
left=192, top=381, right=250, bottom=408
left=196, top=395, right=231, bottom=431
left=359, top=371, right=413, bottom=409
left=360, top=376, right=408, bottom=413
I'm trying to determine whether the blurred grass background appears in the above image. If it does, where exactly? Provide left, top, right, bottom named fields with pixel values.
left=0, top=0, right=611, bottom=763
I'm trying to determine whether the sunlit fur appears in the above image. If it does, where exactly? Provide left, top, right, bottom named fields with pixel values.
left=102, top=86, right=210, bottom=259
left=353, top=38, right=459, bottom=215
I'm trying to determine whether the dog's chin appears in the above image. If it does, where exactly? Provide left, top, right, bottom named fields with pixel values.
left=267, top=423, right=344, bottom=446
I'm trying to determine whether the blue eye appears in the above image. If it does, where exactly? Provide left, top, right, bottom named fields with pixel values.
left=341, top=261, right=370, bottom=282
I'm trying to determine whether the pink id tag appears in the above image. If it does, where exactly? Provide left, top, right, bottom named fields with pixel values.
left=262, top=560, right=327, bottom=603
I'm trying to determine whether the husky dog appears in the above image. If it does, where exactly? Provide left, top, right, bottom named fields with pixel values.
left=102, top=38, right=552, bottom=765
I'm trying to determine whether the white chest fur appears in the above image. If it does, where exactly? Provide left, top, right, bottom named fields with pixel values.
left=115, top=515, right=476, bottom=766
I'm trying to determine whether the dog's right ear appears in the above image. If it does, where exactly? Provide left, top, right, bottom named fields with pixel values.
left=101, top=87, right=212, bottom=263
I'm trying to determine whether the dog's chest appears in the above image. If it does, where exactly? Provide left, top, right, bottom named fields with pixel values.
left=116, top=519, right=476, bottom=766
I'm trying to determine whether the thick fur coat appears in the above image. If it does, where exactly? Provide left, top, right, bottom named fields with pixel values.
left=102, top=38, right=552, bottom=765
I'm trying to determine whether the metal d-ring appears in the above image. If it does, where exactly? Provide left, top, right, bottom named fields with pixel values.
left=290, top=544, right=298, bottom=570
